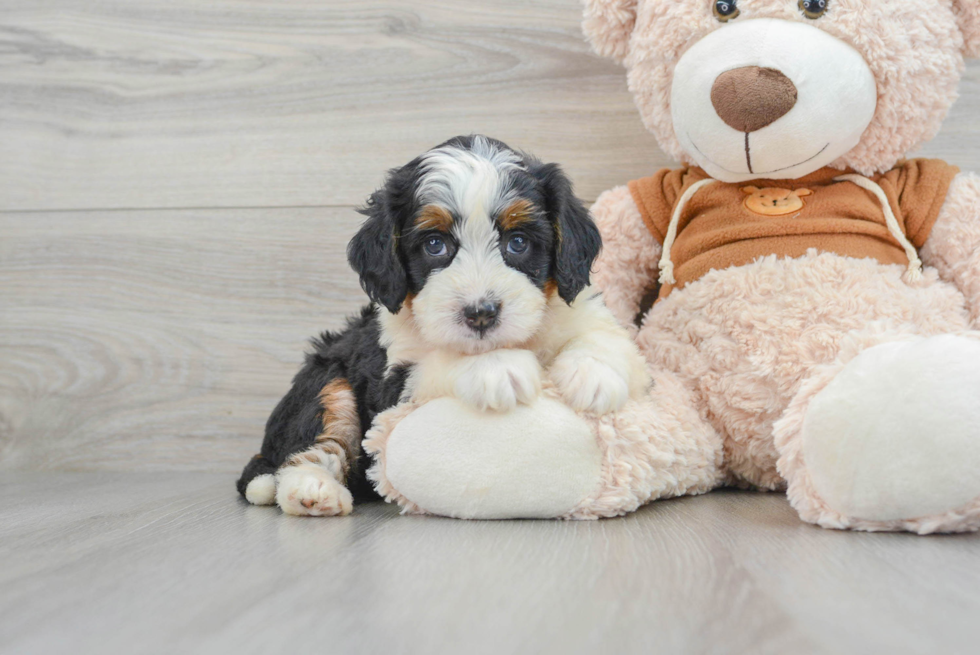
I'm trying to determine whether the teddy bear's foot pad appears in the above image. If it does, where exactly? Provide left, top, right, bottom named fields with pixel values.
left=384, top=397, right=602, bottom=519
left=802, top=335, right=980, bottom=522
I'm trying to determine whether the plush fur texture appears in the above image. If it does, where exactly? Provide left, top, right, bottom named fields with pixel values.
left=920, top=172, right=980, bottom=324
left=954, top=0, right=980, bottom=57
left=590, top=184, right=663, bottom=332
left=561, top=367, right=726, bottom=518
left=365, top=371, right=725, bottom=520
left=637, top=250, right=972, bottom=489
left=583, top=0, right=976, bottom=176
left=575, top=0, right=980, bottom=533
left=801, top=336, right=980, bottom=522
left=592, top=192, right=980, bottom=531
left=773, top=331, right=980, bottom=533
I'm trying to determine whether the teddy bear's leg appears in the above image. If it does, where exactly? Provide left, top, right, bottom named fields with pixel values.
left=774, top=333, right=980, bottom=533
left=564, top=368, right=726, bottom=519
left=366, top=369, right=725, bottom=520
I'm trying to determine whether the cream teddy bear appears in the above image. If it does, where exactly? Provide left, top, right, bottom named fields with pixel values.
left=580, top=0, right=980, bottom=533
left=367, top=0, right=980, bottom=533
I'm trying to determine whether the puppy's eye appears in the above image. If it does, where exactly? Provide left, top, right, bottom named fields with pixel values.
left=423, top=236, right=448, bottom=257
left=798, top=0, right=828, bottom=19
left=506, top=234, right=529, bottom=255
left=713, top=0, right=739, bottom=21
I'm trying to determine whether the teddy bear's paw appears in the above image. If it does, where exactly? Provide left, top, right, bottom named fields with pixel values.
left=802, top=335, right=980, bottom=523
left=454, top=349, right=541, bottom=412
left=275, top=466, right=353, bottom=517
left=549, top=351, right=629, bottom=414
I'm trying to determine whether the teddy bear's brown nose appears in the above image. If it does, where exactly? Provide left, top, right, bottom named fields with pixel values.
left=711, top=66, right=798, bottom=133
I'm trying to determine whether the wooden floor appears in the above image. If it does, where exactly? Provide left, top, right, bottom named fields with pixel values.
left=3, top=1, right=980, bottom=652
left=1, top=472, right=978, bottom=655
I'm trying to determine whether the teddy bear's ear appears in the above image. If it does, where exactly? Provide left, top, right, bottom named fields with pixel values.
left=582, top=0, right=639, bottom=64
left=795, top=188, right=814, bottom=197
left=741, top=186, right=759, bottom=195
left=954, top=0, right=980, bottom=58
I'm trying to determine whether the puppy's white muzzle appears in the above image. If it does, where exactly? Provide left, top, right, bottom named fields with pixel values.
left=413, top=244, right=547, bottom=354
left=671, top=18, right=877, bottom=182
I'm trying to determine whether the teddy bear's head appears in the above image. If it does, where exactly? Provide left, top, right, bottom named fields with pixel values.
left=584, top=0, right=980, bottom=182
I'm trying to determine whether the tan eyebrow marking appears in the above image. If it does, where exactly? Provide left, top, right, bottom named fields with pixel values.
left=498, top=199, right=536, bottom=231
left=414, top=205, right=454, bottom=231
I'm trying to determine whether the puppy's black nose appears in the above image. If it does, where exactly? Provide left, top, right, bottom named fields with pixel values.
left=462, top=300, right=500, bottom=333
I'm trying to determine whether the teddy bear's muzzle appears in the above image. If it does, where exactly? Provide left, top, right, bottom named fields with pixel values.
left=669, top=18, right=877, bottom=183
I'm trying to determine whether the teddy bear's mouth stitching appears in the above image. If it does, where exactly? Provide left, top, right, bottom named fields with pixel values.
left=688, top=134, right=830, bottom=177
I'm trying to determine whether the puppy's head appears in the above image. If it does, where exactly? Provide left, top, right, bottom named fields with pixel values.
left=348, top=135, right=600, bottom=354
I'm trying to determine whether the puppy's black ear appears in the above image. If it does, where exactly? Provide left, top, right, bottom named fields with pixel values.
left=531, top=162, right=602, bottom=303
left=348, top=185, right=410, bottom=314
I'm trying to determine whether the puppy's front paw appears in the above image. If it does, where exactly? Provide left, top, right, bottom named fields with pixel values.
left=276, top=466, right=353, bottom=517
left=454, top=349, right=541, bottom=412
left=550, top=352, right=629, bottom=414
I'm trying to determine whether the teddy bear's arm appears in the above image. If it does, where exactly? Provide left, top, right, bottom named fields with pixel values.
left=919, top=172, right=980, bottom=326
left=590, top=186, right=662, bottom=333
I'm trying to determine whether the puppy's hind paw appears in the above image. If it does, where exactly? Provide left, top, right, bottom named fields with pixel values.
left=276, top=467, right=353, bottom=517
left=244, top=473, right=277, bottom=506
left=550, top=352, right=629, bottom=414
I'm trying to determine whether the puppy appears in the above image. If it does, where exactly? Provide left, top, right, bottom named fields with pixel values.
left=237, top=135, right=649, bottom=516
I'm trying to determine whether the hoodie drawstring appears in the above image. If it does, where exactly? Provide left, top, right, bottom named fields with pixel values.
left=656, top=174, right=924, bottom=287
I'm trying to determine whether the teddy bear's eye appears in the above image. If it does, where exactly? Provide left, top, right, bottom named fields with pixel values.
left=799, top=0, right=829, bottom=19
left=713, top=0, right=740, bottom=22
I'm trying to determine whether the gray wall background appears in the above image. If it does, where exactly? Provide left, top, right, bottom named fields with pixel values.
left=2, top=0, right=979, bottom=472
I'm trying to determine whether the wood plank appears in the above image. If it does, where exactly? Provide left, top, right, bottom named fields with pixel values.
left=0, top=0, right=663, bottom=211
left=919, top=62, right=980, bottom=168
left=1, top=472, right=979, bottom=655
left=0, top=207, right=367, bottom=471
left=4, top=1, right=975, bottom=212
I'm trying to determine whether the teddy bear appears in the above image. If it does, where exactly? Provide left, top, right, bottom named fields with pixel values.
left=365, top=0, right=980, bottom=533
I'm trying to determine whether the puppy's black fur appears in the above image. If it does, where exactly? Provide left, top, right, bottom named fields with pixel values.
left=236, top=306, right=408, bottom=500
left=237, top=135, right=600, bottom=503
left=530, top=161, right=602, bottom=303
left=348, top=135, right=601, bottom=312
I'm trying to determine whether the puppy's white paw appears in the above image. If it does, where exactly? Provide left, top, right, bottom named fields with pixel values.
left=275, top=466, right=353, bottom=517
left=550, top=352, right=629, bottom=414
left=244, top=473, right=277, bottom=506
left=454, top=349, right=541, bottom=412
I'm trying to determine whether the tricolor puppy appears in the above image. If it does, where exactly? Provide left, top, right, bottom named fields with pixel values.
left=237, top=135, right=649, bottom=516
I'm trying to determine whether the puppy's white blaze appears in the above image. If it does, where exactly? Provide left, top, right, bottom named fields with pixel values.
left=417, top=136, right=522, bottom=219
left=414, top=216, right=546, bottom=353
left=411, top=138, right=546, bottom=354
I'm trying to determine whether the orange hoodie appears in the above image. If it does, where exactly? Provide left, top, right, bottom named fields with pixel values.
left=628, top=159, right=959, bottom=300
